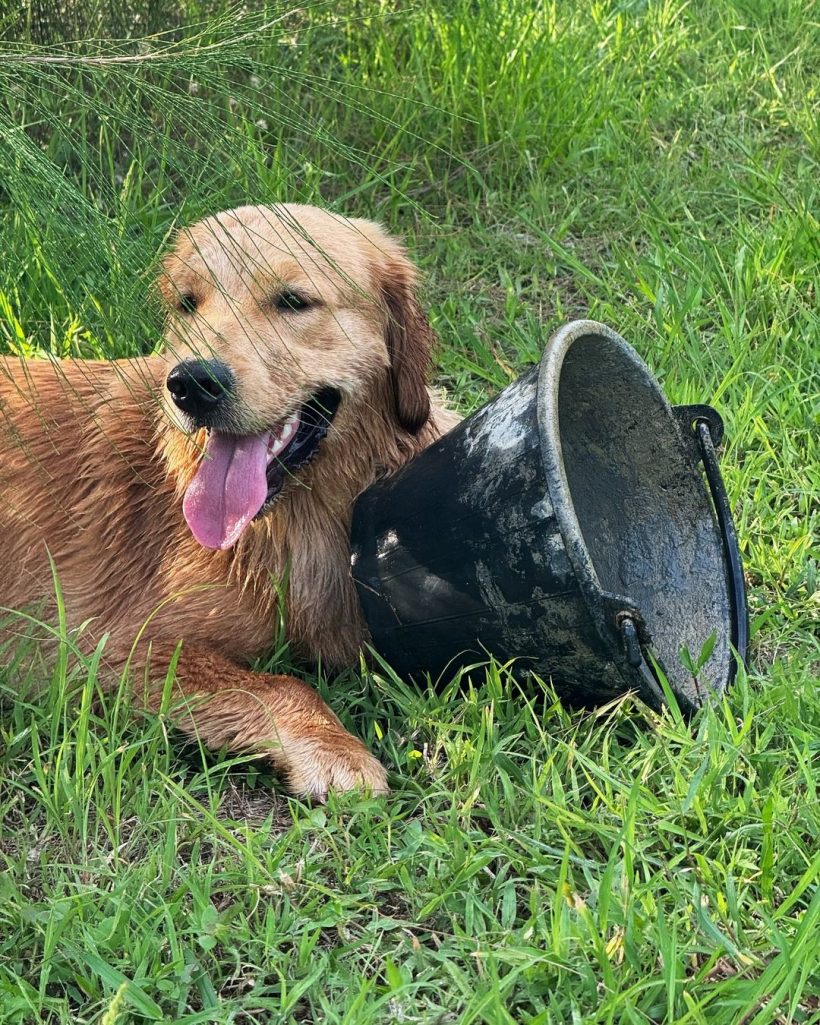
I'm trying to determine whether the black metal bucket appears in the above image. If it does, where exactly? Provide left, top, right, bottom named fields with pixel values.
left=350, top=320, right=748, bottom=713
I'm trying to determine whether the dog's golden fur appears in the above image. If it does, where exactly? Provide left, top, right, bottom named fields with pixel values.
left=0, top=204, right=458, bottom=797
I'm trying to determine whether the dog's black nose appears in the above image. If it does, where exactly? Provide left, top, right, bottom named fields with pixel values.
left=166, top=359, right=234, bottom=421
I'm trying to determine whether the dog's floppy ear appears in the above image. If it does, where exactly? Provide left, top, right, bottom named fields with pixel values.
left=379, top=253, right=434, bottom=435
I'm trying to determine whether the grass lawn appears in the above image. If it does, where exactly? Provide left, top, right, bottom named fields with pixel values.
left=0, top=1, right=818, bottom=1022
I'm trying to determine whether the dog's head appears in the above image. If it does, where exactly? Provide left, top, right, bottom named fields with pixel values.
left=157, top=203, right=435, bottom=550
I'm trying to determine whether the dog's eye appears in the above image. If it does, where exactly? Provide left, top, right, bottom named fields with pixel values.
left=177, top=293, right=198, bottom=314
left=275, top=290, right=311, bottom=312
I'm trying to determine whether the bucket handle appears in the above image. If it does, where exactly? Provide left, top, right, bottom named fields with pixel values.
left=674, top=405, right=749, bottom=681
left=616, top=405, right=748, bottom=706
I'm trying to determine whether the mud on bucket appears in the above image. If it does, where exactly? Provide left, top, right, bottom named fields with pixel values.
left=350, top=320, right=748, bottom=713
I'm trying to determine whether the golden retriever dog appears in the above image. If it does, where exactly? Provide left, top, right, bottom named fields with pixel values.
left=0, top=204, right=458, bottom=798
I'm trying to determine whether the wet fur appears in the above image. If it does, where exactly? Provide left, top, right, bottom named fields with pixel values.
left=0, top=204, right=459, bottom=797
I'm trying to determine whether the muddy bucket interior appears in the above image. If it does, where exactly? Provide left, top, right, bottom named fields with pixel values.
left=351, top=321, right=747, bottom=712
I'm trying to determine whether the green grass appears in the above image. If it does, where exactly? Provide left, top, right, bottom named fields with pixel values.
left=0, top=1, right=818, bottom=1022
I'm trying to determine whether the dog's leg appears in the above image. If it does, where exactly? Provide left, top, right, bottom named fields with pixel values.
left=141, top=644, right=388, bottom=800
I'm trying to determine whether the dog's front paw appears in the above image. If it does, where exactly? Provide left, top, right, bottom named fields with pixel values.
left=285, top=733, right=389, bottom=801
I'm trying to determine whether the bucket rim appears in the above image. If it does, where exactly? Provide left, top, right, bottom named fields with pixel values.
left=536, top=319, right=674, bottom=708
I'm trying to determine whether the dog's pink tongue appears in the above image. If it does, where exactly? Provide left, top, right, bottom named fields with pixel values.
left=183, top=432, right=270, bottom=550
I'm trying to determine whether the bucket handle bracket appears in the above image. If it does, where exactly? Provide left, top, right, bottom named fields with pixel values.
left=673, top=403, right=724, bottom=448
